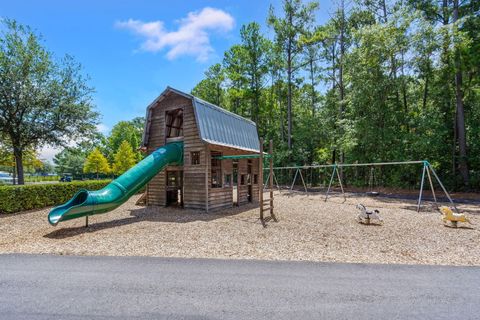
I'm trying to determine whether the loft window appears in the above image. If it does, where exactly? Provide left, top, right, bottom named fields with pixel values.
left=211, top=152, right=222, bottom=188
left=253, top=174, right=258, bottom=184
left=191, top=151, right=200, bottom=165
left=240, top=175, right=245, bottom=185
left=165, top=109, right=183, bottom=138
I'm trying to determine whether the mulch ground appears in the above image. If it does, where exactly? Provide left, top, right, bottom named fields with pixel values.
left=1, top=191, right=479, bottom=265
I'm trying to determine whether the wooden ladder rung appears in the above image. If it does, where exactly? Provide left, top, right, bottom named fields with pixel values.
left=262, top=199, right=271, bottom=203
left=262, top=206, right=273, bottom=211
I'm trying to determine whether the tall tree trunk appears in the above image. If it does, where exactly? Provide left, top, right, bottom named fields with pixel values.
left=287, top=51, right=292, bottom=151
left=287, top=10, right=293, bottom=151
left=422, top=74, right=428, bottom=109
left=12, top=160, right=16, bottom=185
left=453, top=0, right=469, bottom=186
left=13, top=146, right=24, bottom=185
left=331, top=41, right=337, bottom=163
left=309, top=57, right=316, bottom=116
left=339, top=0, right=346, bottom=179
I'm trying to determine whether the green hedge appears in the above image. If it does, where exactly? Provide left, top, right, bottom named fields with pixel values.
left=0, top=180, right=111, bottom=214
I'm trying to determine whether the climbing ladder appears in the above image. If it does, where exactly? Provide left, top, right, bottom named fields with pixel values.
left=259, top=139, right=277, bottom=227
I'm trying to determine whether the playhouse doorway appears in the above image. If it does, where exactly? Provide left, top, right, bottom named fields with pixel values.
left=232, top=161, right=238, bottom=206
left=166, top=170, right=183, bottom=207
left=247, top=160, right=252, bottom=202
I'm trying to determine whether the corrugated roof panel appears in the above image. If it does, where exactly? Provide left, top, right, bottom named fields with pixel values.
left=193, top=98, right=260, bottom=152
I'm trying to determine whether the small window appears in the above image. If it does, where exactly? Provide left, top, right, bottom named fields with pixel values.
left=253, top=174, right=258, bottom=184
left=167, top=171, right=182, bottom=187
left=211, top=152, right=222, bottom=188
left=191, top=152, right=200, bottom=165
left=240, top=175, right=245, bottom=185
left=224, top=174, right=232, bottom=187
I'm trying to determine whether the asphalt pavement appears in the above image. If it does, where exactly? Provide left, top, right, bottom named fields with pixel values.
left=0, top=254, right=479, bottom=319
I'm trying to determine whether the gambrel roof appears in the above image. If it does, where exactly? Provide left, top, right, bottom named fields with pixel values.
left=142, top=87, right=260, bottom=152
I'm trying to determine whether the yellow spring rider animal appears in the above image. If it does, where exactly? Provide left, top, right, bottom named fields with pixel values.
left=440, top=206, right=472, bottom=228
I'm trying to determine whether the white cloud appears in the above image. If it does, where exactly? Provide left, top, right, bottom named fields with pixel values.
left=96, top=123, right=110, bottom=134
left=116, top=7, right=234, bottom=62
left=38, top=145, right=61, bottom=163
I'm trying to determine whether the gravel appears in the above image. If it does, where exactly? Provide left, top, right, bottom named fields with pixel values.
left=1, top=192, right=479, bottom=265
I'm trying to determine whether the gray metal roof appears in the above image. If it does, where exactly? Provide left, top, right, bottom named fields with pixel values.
left=142, top=87, right=260, bottom=153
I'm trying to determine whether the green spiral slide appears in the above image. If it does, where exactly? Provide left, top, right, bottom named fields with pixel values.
left=48, top=142, right=184, bottom=226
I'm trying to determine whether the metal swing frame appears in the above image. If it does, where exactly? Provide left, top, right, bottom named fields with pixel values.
left=266, top=160, right=457, bottom=212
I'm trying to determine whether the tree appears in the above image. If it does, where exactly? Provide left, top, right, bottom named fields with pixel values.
left=268, top=0, right=319, bottom=150
left=452, top=0, right=469, bottom=186
left=189, top=0, right=480, bottom=190
left=112, top=140, right=137, bottom=175
left=0, top=19, right=98, bottom=184
left=223, top=44, right=248, bottom=115
left=54, top=148, right=87, bottom=177
left=83, top=148, right=110, bottom=179
left=240, top=22, right=270, bottom=126
left=191, top=63, right=225, bottom=105
left=107, top=119, right=143, bottom=161
left=35, top=160, right=54, bottom=175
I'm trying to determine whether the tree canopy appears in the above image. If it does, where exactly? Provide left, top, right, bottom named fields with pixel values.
left=83, top=148, right=110, bottom=179
left=191, top=0, right=480, bottom=190
left=0, top=19, right=98, bottom=184
left=112, top=140, right=137, bottom=175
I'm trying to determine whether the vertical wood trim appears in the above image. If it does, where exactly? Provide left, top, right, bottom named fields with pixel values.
left=269, top=140, right=274, bottom=216
left=259, top=138, right=264, bottom=222
left=205, top=147, right=209, bottom=212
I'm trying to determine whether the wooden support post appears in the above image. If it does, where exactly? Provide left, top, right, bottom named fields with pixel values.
left=259, top=138, right=265, bottom=227
left=269, top=140, right=277, bottom=222
left=85, top=215, right=89, bottom=228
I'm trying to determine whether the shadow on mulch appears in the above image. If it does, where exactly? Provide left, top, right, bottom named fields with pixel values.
left=43, top=203, right=259, bottom=240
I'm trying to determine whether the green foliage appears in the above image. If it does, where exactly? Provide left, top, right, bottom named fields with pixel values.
left=191, top=63, right=225, bottom=105
left=112, top=140, right=137, bottom=175
left=54, top=148, right=86, bottom=177
left=83, top=148, right=110, bottom=177
left=189, top=0, right=480, bottom=190
left=107, top=118, right=144, bottom=161
left=0, top=19, right=99, bottom=184
left=0, top=180, right=111, bottom=214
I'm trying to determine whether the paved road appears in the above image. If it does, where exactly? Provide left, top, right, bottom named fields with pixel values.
left=1, top=254, right=479, bottom=319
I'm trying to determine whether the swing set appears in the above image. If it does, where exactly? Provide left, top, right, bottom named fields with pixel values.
left=264, top=160, right=457, bottom=213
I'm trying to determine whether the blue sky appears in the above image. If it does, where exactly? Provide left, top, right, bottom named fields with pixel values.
left=0, top=0, right=333, bottom=160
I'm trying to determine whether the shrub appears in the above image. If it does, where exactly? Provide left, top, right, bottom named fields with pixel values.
left=0, top=180, right=111, bottom=214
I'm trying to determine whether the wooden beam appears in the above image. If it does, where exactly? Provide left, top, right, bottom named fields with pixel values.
left=259, top=138, right=264, bottom=225
left=269, top=140, right=278, bottom=222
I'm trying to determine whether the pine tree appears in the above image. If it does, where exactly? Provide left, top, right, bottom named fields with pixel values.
left=83, top=148, right=110, bottom=179
left=112, top=140, right=137, bottom=175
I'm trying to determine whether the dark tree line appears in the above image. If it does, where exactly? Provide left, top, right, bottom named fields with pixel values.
left=192, top=0, right=480, bottom=190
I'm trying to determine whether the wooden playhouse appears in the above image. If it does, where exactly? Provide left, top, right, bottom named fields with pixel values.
left=141, top=87, right=263, bottom=212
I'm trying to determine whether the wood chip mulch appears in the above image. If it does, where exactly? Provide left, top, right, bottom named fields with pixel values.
left=1, top=192, right=479, bottom=266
